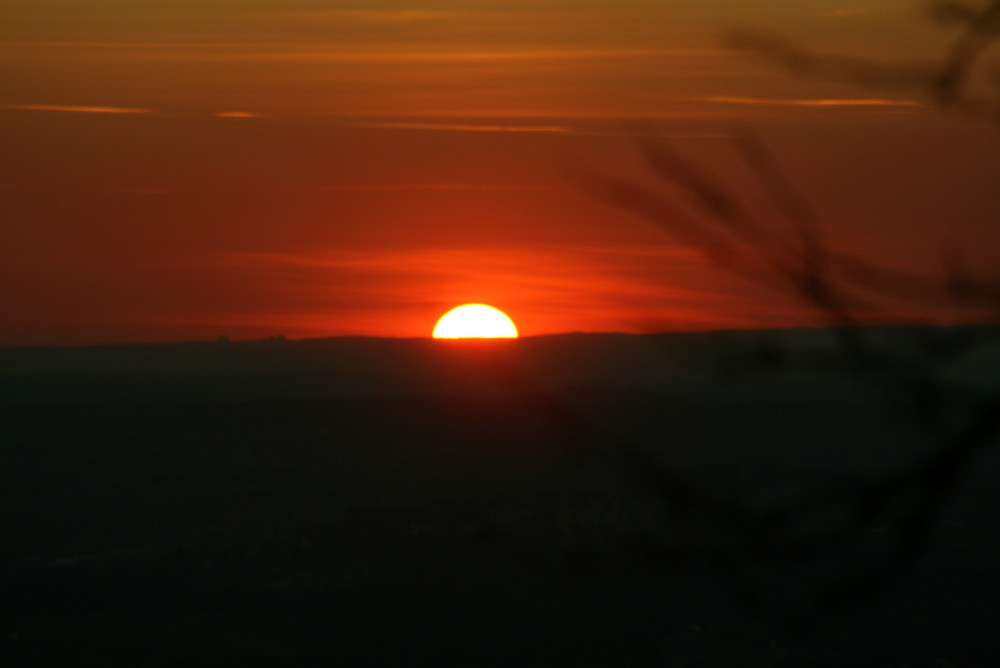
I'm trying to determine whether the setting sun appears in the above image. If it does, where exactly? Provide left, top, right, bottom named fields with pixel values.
left=432, top=304, right=519, bottom=339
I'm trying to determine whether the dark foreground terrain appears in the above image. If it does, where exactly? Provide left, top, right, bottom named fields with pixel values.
left=2, top=331, right=998, bottom=666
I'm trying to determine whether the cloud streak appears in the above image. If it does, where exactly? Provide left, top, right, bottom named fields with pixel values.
left=3, top=103, right=154, bottom=114
left=698, top=96, right=921, bottom=107
left=214, top=111, right=265, bottom=118
left=204, top=243, right=746, bottom=337
left=318, top=184, right=549, bottom=192
left=822, top=4, right=907, bottom=19
left=356, top=121, right=573, bottom=134
left=3, top=104, right=273, bottom=119
left=265, top=10, right=464, bottom=23
left=36, top=45, right=714, bottom=65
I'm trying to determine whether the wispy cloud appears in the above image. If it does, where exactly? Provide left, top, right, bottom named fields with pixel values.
left=284, top=10, right=463, bottom=23
left=214, top=111, right=264, bottom=119
left=824, top=8, right=874, bottom=18
left=356, top=121, right=572, bottom=134
left=319, top=184, right=549, bottom=192
left=822, top=4, right=906, bottom=19
left=351, top=119, right=722, bottom=139
left=698, top=96, right=921, bottom=107
left=4, top=42, right=716, bottom=58
left=3, top=103, right=154, bottom=114
left=221, top=248, right=650, bottom=303
left=3, top=103, right=274, bottom=119
left=274, top=47, right=710, bottom=64
left=68, top=46, right=715, bottom=65
left=213, top=245, right=710, bottom=302
left=201, top=243, right=765, bottom=336
left=99, top=187, right=168, bottom=195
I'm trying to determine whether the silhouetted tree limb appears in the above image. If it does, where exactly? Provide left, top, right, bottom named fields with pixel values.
left=727, top=0, right=1000, bottom=123
left=559, top=0, right=1000, bottom=629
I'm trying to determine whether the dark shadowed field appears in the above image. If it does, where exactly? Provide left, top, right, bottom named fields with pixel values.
left=2, top=331, right=998, bottom=666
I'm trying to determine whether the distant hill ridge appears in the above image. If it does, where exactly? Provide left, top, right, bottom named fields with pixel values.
left=1, top=325, right=996, bottom=404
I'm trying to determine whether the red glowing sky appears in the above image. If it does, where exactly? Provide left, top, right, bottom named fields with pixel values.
left=2, top=1, right=999, bottom=344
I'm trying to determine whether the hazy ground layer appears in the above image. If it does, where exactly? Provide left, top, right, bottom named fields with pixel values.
left=2, top=330, right=998, bottom=666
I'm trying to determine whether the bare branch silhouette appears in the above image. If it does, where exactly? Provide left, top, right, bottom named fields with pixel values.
left=727, top=0, right=1000, bottom=123
left=559, top=0, right=1000, bottom=630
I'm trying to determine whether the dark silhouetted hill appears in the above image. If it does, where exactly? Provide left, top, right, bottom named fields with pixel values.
left=2, top=325, right=997, bottom=404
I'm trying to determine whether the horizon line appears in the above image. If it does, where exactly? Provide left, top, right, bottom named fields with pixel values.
left=2, top=321, right=993, bottom=351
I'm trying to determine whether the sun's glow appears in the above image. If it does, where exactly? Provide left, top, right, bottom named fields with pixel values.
left=432, top=304, right=519, bottom=339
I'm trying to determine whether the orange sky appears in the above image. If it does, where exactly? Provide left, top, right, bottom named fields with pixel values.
left=2, top=1, right=999, bottom=344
